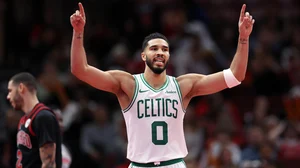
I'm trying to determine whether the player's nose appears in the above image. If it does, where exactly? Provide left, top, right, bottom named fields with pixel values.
left=156, top=49, right=164, bottom=57
left=158, top=48, right=164, bottom=54
left=7, top=94, right=10, bottom=100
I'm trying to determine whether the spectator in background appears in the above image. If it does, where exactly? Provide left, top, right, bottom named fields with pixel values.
left=206, top=130, right=241, bottom=168
left=80, top=103, right=120, bottom=168
left=240, top=126, right=265, bottom=168
left=38, top=60, right=69, bottom=109
left=217, top=147, right=238, bottom=168
left=0, top=109, right=22, bottom=168
left=53, top=107, right=72, bottom=168
left=277, top=123, right=300, bottom=167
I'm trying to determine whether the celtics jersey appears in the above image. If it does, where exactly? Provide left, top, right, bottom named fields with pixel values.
left=122, top=74, right=188, bottom=163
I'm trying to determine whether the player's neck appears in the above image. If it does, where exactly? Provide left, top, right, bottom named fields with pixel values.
left=144, top=69, right=167, bottom=89
left=23, top=95, right=39, bottom=115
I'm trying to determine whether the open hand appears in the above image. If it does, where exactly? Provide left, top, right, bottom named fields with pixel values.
left=238, top=4, right=255, bottom=38
left=70, top=2, right=86, bottom=33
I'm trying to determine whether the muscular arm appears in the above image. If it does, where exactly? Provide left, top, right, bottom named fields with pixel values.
left=71, top=31, right=127, bottom=94
left=39, top=143, right=56, bottom=168
left=70, top=31, right=135, bottom=109
left=178, top=36, right=249, bottom=98
left=70, top=3, right=135, bottom=106
left=70, top=4, right=133, bottom=95
left=178, top=5, right=253, bottom=99
left=229, top=36, right=249, bottom=81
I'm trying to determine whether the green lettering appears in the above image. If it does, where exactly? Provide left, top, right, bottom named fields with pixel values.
left=166, top=99, right=172, bottom=117
left=137, top=100, right=144, bottom=119
left=151, top=99, right=156, bottom=117
left=172, top=100, right=178, bottom=118
left=162, top=98, right=165, bottom=117
left=145, top=99, right=151, bottom=118
left=156, top=98, right=161, bottom=117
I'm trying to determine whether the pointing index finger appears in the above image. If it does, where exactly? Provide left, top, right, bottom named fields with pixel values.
left=239, top=4, right=246, bottom=21
left=78, top=2, right=85, bottom=18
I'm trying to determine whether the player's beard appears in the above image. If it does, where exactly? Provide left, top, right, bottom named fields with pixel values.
left=12, top=91, right=24, bottom=111
left=146, top=55, right=169, bottom=74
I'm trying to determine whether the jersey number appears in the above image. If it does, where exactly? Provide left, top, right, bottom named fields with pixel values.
left=16, top=149, right=23, bottom=168
left=151, top=121, right=168, bottom=145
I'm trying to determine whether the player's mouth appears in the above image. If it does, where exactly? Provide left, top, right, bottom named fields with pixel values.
left=153, top=58, right=165, bottom=66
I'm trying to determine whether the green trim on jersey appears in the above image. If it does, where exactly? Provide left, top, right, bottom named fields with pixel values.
left=140, top=74, right=170, bottom=92
left=181, top=160, right=186, bottom=167
left=123, top=75, right=139, bottom=113
left=172, top=77, right=186, bottom=113
left=131, top=158, right=183, bottom=167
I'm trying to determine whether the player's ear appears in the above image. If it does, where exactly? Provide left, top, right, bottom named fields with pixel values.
left=18, top=83, right=25, bottom=93
left=141, top=52, right=146, bottom=61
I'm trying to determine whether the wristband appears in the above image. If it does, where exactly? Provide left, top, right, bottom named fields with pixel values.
left=223, top=69, right=241, bottom=88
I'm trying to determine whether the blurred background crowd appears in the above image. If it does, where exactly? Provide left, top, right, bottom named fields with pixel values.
left=0, top=0, right=300, bottom=168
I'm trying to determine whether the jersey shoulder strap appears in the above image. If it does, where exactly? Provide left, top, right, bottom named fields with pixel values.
left=28, top=103, right=56, bottom=136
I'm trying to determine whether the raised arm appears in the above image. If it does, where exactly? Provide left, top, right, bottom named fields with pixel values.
left=178, top=4, right=255, bottom=98
left=70, top=2, right=132, bottom=94
left=230, top=4, right=254, bottom=80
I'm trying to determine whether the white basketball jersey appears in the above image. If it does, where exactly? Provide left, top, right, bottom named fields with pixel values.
left=122, top=74, right=188, bottom=163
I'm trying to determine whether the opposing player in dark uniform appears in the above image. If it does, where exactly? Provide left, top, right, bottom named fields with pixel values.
left=7, top=72, right=62, bottom=168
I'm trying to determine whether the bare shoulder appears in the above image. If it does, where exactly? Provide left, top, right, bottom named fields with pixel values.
left=176, top=73, right=205, bottom=84
left=108, top=70, right=137, bottom=109
left=108, top=70, right=135, bottom=87
left=175, top=73, right=205, bottom=98
left=108, top=70, right=136, bottom=94
left=108, top=70, right=134, bottom=80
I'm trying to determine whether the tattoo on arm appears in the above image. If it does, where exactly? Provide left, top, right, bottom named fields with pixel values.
left=239, top=38, right=248, bottom=44
left=76, top=33, right=83, bottom=39
left=40, top=143, right=56, bottom=168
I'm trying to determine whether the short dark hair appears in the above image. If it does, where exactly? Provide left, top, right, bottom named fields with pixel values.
left=10, top=72, right=37, bottom=93
left=142, top=32, right=169, bottom=51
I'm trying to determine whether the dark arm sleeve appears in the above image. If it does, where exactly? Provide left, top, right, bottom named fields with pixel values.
left=33, top=110, right=59, bottom=147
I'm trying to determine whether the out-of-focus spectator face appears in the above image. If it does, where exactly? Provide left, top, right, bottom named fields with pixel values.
left=248, top=127, right=265, bottom=146
left=288, top=54, right=300, bottom=70
left=220, top=147, right=232, bottom=165
left=160, top=7, right=186, bottom=36
left=257, top=27, right=276, bottom=48
left=253, top=96, right=269, bottom=124
left=265, top=115, right=279, bottom=132
left=41, top=27, right=56, bottom=44
left=45, top=62, right=57, bottom=73
left=260, top=143, right=274, bottom=160
left=109, top=43, right=129, bottom=69
left=93, top=104, right=109, bottom=124
left=217, top=131, right=231, bottom=145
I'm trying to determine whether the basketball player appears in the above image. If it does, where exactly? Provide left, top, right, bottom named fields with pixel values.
left=70, top=2, right=254, bottom=168
left=7, top=72, right=62, bottom=168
